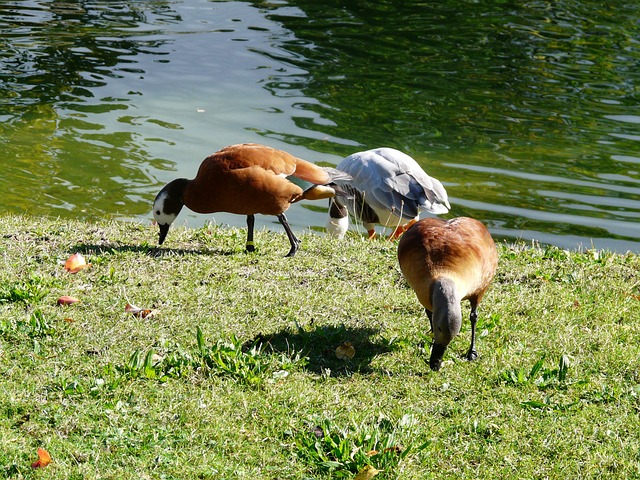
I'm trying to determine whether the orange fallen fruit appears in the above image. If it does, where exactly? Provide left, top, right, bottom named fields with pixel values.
left=64, top=253, right=91, bottom=273
left=31, top=447, right=52, bottom=468
left=57, top=295, right=80, bottom=306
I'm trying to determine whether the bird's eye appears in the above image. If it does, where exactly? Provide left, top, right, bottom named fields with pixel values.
left=155, top=210, right=161, bottom=215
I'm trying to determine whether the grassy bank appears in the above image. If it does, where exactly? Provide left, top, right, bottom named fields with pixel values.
left=1, top=215, right=639, bottom=479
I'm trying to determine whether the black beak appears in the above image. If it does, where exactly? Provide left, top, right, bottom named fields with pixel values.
left=158, top=224, right=170, bottom=245
left=429, top=343, right=447, bottom=371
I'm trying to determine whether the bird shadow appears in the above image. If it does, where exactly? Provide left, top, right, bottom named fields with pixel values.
left=244, top=323, right=394, bottom=376
left=69, top=241, right=238, bottom=257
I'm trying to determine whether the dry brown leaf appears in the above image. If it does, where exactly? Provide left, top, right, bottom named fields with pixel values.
left=335, top=341, right=355, bottom=360
left=366, top=446, right=401, bottom=457
left=31, top=447, right=52, bottom=469
left=57, top=295, right=80, bottom=306
left=353, top=465, right=380, bottom=480
left=383, top=446, right=402, bottom=455
left=125, top=303, right=158, bottom=319
left=64, top=253, right=91, bottom=273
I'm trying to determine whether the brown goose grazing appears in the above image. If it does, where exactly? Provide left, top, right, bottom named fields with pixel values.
left=153, top=143, right=351, bottom=257
left=397, top=217, right=498, bottom=370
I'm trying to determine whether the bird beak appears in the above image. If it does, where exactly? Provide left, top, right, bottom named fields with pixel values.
left=158, top=224, right=170, bottom=245
left=429, top=343, right=447, bottom=371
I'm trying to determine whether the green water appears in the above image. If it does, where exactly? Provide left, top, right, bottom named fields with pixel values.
left=1, top=0, right=639, bottom=251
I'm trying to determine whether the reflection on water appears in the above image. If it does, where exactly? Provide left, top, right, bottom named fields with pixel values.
left=1, top=0, right=639, bottom=251
left=1, top=0, right=179, bottom=217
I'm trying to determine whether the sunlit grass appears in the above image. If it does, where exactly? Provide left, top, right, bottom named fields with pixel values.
left=0, top=215, right=639, bottom=478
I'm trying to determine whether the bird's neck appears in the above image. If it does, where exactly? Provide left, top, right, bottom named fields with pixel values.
left=159, top=178, right=189, bottom=216
left=431, top=277, right=462, bottom=345
left=169, top=178, right=190, bottom=199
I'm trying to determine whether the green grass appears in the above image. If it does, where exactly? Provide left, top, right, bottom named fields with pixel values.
left=0, top=215, right=639, bottom=479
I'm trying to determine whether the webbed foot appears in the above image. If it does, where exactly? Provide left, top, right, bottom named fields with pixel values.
left=466, top=348, right=478, bottom=362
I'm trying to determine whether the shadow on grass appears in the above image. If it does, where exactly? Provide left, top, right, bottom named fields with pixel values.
left=69, top=242, right=238, bottom=257
left=245, top=323, right=394, bottom=376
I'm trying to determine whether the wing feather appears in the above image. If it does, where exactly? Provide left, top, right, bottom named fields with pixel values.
left=338, top=148, right=450, bottom=218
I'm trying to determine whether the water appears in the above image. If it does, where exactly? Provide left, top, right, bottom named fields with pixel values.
left=1, top=0, right=639, bottom=252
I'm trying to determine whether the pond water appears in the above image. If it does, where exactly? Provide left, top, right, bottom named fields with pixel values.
left=1, top=0, right=639, bottom=252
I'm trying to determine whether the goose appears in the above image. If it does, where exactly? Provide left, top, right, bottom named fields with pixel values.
left=153, top=143, right=351, bottom=257
left=397, top=217, right=498, bottom=371
left=326, top=147, right=450, bottom=239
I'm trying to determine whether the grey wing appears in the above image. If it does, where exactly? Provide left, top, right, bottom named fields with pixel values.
left=338, top=148, right=450, bottom=218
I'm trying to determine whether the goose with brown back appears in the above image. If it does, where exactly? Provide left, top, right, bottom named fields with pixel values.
left=397, top=217, right=498, bottom=371
left=153, top=143, right=351, bottom=257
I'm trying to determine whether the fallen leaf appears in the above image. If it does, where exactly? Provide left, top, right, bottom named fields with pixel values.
left=57, top=295, right=80, bottom=306
left=353, top=465, right=380, bottom=480
left=64, top=253, right=91, bottom=273
left=335, top=341, right=355, bottom=360
left=31, top=447, right=52, bottom=469
left=125, top=303, right=158, bottom=319
left=64, top=318, right=75, bottom=323
left=366, top=446, right=401, bottom=457
left=383, top=446, right=402, bottom=455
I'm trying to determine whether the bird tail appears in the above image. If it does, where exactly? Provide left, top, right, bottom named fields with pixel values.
left=299, top=185, right=337, bottom=201
left=321, top=166, right=352, bottom=184
left=291, top=165, right=353, bottom=202
left=329, top=183, right=354, bottom=199
left=422, top=177, right=451, bottom=214
left=299, top=183, right=354, bottom=202
left=291, top=159, right=351, bottom=185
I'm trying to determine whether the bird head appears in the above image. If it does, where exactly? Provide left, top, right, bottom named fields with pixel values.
left=152, top=179, right=187, bottom=245
left=326, top=198, right=349, bottom=238
left=429, top=277, right=462, bottom=371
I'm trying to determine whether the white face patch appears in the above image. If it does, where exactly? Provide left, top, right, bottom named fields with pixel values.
left=153, top=191, right=178, bottom=226
left=326, top=215, right=349, bottom=239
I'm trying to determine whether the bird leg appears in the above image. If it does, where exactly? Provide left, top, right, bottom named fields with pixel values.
left=277, top=213, right=301, bottom=257
left=466, top=304, right=479, bottom=361
left=425, top=309, right=434, bottom=334
left=388, top=218, right=418, bottom=240
left=245, top=214, right=256, bottom=252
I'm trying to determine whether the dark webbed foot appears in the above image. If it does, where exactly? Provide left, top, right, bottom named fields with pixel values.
left=466, top=348, right=478, bottom=362
left=278, top=213, right=300, bottom=257
left=284, top=238, right=301, bottom=257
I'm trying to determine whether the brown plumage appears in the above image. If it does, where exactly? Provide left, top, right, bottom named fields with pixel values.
left=397, top=217, right=498, bottom=370
left=153, top=143, right=351, bottom=256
